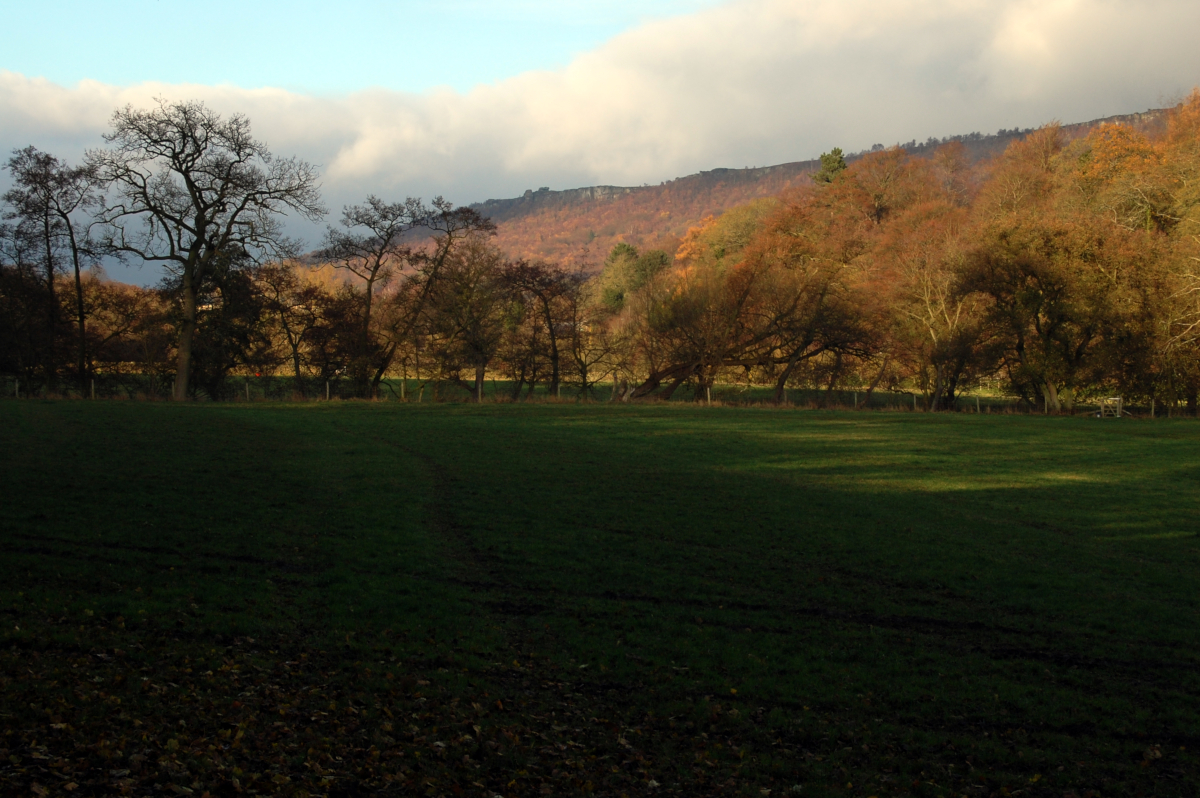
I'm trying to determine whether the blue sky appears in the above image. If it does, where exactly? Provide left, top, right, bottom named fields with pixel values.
left=1, top=0, right=722, bottom=93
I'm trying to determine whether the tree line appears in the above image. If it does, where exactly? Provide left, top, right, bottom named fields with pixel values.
left=3, top=93, right=1200, bottom=410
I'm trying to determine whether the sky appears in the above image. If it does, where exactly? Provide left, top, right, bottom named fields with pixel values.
left=1, top=1, right=723, bottom=95
left=3, top=0, right=1200, bottom=283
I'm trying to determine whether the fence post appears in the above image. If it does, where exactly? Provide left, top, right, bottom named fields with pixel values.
left=706, top=385, right=711, bottom=406
left=913, top=393, right=917, bottom=411
left=1151, top=398, right=1155, bottom=419
left=976, top=395, right=980, bottom=414
left=326, top=381, right=330, bottom=401
left=91, top=379, right=96, bottom=400
left=246, top=381, right=250, bottom=402
left=854, top=391, right=858, bottom=409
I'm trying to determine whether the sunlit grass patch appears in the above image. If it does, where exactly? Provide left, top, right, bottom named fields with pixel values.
left=1097, top=530, right=1200, bottom=541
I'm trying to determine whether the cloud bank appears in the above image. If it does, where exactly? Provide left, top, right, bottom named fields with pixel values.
left=2, top=0, right=1199, bottom=221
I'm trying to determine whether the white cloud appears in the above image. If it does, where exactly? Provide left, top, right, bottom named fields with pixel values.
left=2, top=0, right=1199, bottom=223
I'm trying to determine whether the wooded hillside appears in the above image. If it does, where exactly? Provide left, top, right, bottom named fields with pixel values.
left=475, top=108, right=1170, bottom=267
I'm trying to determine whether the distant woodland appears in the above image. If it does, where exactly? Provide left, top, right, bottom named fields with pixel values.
left=476, top=108, right=1170, bottom=266
left=3, top=94, right=1200, bottom=410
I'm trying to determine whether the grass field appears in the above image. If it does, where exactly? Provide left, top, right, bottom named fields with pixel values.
left=2, top=402, right=1199, bottom=797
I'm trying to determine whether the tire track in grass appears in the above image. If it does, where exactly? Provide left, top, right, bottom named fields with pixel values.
left=396, top=444, right=512, bottom=591
left=407, top=448, right=568, bottom=622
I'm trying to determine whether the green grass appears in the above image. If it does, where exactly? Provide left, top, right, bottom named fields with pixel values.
left=2, top=401, right=1199, bottom=797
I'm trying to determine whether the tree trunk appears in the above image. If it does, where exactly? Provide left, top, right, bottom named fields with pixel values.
left=576, top=358, right=588, bottom=400
left=541, top=295, right=560, bottom=398
left=278, top=316, right=304, bottom=387
left=362, top=277, right=375, bottom=347
left=356, top=275, right=376, bottom=396
left=290, top=345, right=304, bottom=385
left=510, top=361, right=527, bottom=401
left=773, top=350, right=806, bottom=404
left=66, top=226, right=86, bottom=387
left=1041, top=382, right=1061, bottom=413
left=173, top=274, right=197, bottom=401
left=633, top=362, right=697, bottom=400
left=696, top=366, right=715, bottom=403
left=630, top=373, right=662, bottom=400
left=42, top=216, right=57, bottom=386
left=929, top=368, right=946, bottom=412
left=938, top=356, right=967, bottom=412
left=863, top=356, right=889, bottom=407
left=659, top=371, right=692, bottom=401
left=371, top=342, right=398, bottom=391
left=823, top=353, right=843, bottom=406
left=475, top=362, right=486, bottom=403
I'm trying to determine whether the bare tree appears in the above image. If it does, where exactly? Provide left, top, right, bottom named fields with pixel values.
left=369, top=199, right=496, bottom=392
left=3, top=147, right=101, bottom=385
left=318, top=196, right=495, bottom=394
left=421, top=235, right=508, bottom=401
left=0, top=221, right=52, bottom=378
left=88, top=99, right=324, bottom=400
left=256, top=262, right=325, bottom=388
left=318, top=196, right=422, bottom=391
left=561, top=269, right=617, bottom=398
left=500, top=260, right=571, bottom=396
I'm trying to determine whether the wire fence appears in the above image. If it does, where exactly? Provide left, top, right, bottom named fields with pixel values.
left=1, top=372, right=1191, bottom=417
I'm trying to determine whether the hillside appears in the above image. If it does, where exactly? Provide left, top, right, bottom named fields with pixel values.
left=473, top=107, right=1169, bottom=267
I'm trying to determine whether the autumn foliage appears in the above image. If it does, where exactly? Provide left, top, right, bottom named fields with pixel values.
left=578, top=91, right=1200, bottom=411
left=5, top=95, right=1200, bottom=409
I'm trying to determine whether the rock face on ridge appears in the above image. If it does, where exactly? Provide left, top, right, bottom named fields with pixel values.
left=475, top=185, right=638, bottom=223
left=469, top=107, right=1171, bottom=268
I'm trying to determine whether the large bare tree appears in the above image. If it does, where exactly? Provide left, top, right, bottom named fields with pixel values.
left=88, top=99, right=324, bottom=400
